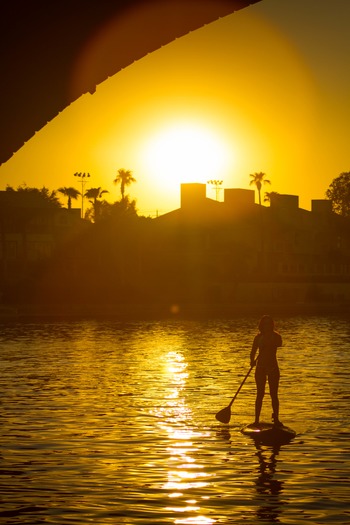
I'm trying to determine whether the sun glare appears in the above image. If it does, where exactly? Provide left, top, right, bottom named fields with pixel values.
left=141, top=121, right=233, bottom=191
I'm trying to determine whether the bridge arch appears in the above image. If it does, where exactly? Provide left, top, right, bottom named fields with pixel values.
left=0, top=0, right=259, bottom=164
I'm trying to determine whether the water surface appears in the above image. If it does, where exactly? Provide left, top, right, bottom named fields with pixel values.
left=1, top=316, right=349, bottom=524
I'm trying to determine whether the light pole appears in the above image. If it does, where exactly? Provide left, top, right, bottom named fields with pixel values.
left=74, top=172, right=90, bottom=218
left=207, top=180, right=223, bottom=201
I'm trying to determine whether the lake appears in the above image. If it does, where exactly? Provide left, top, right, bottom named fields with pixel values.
left=1, top=315, right=349, bottom=524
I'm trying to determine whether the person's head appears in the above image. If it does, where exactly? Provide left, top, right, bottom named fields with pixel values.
left=258, top=315, right=275, bottom=334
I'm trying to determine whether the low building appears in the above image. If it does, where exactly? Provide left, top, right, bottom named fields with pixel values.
left=0, top=190, right=83, bottom=295
left=152, top=183, right=350, bottom=306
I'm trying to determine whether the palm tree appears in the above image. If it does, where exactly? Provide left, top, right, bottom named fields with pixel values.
left=113, top=169, right=136, bottom=201
left=264, top=191, right=279, bottom=204
left=57, top=186, right=80, bottom=209
left=249, top=172, right=271, bottom=205
left=85, top=187, right=109, bottom=221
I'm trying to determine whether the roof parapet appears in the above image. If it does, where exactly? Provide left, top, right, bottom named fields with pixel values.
left=270, top=193, right=299, bottom=209
left=224, top=188, right=255, bottom=207
left=311, top=199, right=332, bottom=214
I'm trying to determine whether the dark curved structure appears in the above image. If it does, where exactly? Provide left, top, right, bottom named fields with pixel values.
left=0, top=0, right=259, bottom=165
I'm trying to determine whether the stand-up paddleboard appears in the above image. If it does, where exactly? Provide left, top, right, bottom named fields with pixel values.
left=241, top=422, right=296, bottom=445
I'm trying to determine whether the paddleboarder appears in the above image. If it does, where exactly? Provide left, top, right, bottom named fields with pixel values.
left=250, top=315, right=283, bottom=427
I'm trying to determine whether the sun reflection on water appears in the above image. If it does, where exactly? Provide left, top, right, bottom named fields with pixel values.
left=174, top=519, right=216, bottom=525
left=2, top=319, right=349, bottom=524
left=153, top=350, right=216, bottom=524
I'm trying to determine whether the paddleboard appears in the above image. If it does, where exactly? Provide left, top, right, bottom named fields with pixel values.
left=241, top=422, right=296, bottom=445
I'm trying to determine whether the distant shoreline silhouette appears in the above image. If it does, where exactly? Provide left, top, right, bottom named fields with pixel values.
left=0, top=181, right=350, bottom=318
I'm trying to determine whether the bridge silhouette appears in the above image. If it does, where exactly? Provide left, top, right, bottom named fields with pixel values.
left=0, top=0, right=259, bottom=166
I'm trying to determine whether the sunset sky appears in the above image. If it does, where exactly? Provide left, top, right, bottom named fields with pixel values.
left=0, top=0, right=349, bottom=216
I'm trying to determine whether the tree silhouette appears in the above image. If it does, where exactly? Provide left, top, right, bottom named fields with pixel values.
left=326, top=172, right=350, bottom=216
left=264, top=191, right=279, bottom=204
left=6, top=184, right=61, bottom=208
left=249, top=172, right=271, bottom=205
left=57, top=186, right=80, bottom=209
left=85, top=187, right=109, bottom=222
left=113, top=169, right=136, bottom=201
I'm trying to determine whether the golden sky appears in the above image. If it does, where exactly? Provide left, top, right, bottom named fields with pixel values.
left=0, top=0, right=349, bottom=215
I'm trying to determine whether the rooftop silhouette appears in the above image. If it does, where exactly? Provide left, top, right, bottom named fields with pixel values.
left=0, top=181, right=349, bottom=318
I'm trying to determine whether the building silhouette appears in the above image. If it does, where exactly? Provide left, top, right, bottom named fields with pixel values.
left=0, top=190, right=83, bottom=305
left=151, top=183, right=350, bottom=307
left=0, top=183, right=349, bottom=314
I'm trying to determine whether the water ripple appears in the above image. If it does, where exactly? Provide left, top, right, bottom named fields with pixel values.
left=0, top=316, right=349, bottom=524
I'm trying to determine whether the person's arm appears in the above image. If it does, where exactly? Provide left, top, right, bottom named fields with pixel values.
left=276, top=332, right=282, bottom=347
left=250, top=335, right=259, bottom=367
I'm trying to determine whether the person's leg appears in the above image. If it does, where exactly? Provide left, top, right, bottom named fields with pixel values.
left=254, top=368, right=266, bottom=424
left=268, top=368, right=281, bottom=424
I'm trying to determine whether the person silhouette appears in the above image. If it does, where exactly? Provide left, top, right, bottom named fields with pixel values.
left=250, top=315, right=283, bottom=427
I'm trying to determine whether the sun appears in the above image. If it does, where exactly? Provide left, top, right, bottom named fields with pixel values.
left=140, top=121, right=233, bottom=192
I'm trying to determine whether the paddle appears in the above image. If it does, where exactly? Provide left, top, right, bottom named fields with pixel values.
left=215, top=365, right=254, bottom=424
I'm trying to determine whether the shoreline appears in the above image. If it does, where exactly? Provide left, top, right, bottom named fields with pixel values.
left=1, top=301, right=349, bottom=322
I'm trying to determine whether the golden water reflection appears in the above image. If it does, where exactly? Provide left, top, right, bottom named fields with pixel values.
left=2, top=318, right=349, bottom=524
left=154, top=350, right=216, bottom=524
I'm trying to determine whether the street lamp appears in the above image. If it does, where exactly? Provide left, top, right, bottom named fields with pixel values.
left=207, top=179, right=223, bottom=201
left=74, top=172, right=90, bottom=218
